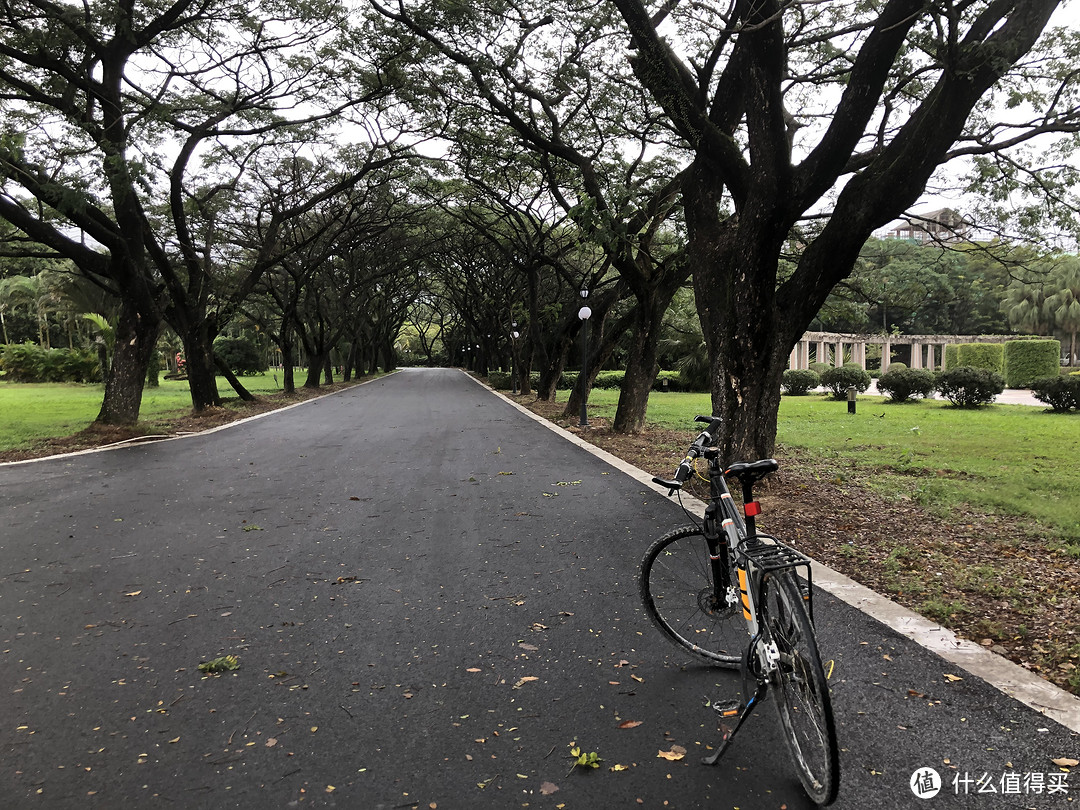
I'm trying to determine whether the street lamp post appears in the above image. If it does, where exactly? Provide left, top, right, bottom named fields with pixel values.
left=511, top=322, right=520, bottom=395
left=578, top=289, right=592, bottom=428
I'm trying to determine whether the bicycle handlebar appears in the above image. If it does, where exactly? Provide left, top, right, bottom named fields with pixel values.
left=652, top=415, right=723, bottom=494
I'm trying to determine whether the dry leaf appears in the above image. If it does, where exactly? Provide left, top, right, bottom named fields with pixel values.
left=466, top=667, right=481, bottom=673
left=618, top=720, right=643, bottom=730
left=610, top=764, right=629, bottom=772
left=124, top=590, right=142, bottom=597
left=1052, top=757, right=1078, bottom=767
left=540, top=782, right=559, bottom=795
left=943, top=674, right=963, bottom=682
left=266, top=738, right=277, bottom=748
left=657, top=746, right=687, bottom=761
left=513, top=676, right=539, bottom=689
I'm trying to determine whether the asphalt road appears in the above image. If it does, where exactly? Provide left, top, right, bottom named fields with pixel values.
left=1, top=368, right=1077, bottom=809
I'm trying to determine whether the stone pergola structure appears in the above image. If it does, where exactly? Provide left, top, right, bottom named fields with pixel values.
left=788, top=331, right=1022, bottom=373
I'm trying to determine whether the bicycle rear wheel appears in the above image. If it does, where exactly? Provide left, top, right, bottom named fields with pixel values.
left=764, top=573, right=839, bottom=805
left=639, top=525, right=745, bottom=666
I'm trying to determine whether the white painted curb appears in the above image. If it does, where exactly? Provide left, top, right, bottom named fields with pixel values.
left=472, top=372, right=1080, bottom=734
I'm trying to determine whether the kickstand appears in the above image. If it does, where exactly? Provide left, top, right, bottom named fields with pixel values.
left=701, top=681, right=767, bottom=766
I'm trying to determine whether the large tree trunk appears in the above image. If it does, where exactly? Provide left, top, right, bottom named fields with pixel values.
left=611, top=300, right=665, bottom=433
left=95, top=299, right=160, bottom=425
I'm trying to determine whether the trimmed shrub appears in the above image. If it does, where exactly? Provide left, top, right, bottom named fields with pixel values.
left=876, top=367, right=936, bottom=403
left=214, top=336, right=267, bottom=375
left=943, top=344, right=959, bottom=370
left=884, top=362, right=907, bottom=372
left=781, top=368, right=821, bottom=396
left=809, top=361, right=832, bottom=377
left=950, top=342, right=1004, bottom=375
left=936, top=366, right=1005, bottom=407
left=1030, top=376, right=1080, bottom=412
left=1004, top=339, right=1061, bottom=388
left=820, top=363, right=871, bottom=398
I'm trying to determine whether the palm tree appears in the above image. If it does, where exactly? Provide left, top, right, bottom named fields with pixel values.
left=1001, top=279, right=1049, bottom=336
left=1044, top=259, right=1080, bottom=366
left=0, top=275, right=37, bottom=345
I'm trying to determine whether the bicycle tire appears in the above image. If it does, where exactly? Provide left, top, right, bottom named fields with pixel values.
left=764, top=573, right=840, bottom=805
left=639, top=525, right=745, bottom=666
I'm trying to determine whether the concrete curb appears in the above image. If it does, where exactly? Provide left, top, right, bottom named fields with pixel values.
left=472, top=373, right=1080, bottom=735
left=0, top=373, right=391, bottom=468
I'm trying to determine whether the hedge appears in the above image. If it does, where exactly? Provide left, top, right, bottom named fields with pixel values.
left=1003, top=339, right=1060, bottom=388
left=486, top=369, right=701, bottom=392
left=945, top=342, right=1004, bottom=375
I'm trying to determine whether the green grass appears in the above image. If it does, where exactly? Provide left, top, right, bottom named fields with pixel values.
left=0, top=373, right=290, bottom=452
left=578, top=388, right=1080, bottom=542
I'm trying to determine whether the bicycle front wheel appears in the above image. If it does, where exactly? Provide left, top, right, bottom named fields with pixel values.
left=764, top=573, right=840, bottom=805
left=639, top=525, right=745, bottom=666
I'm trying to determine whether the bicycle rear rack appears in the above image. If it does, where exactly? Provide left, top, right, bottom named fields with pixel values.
left=737, top=535, right=816, bottom=622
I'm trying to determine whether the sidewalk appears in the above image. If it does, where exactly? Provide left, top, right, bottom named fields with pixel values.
left=864, top=380, right=1043, bottom=406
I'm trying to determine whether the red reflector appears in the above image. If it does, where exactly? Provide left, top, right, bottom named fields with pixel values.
left=744, top=501, right=762, bottom=517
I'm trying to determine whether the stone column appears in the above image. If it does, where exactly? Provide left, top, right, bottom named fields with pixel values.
left=881, top=340, right=892, bottom=373
left=910, top=341, right=922, bottom=369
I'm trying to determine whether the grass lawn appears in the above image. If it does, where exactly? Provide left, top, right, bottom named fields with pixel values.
left=570, top=388, right=1080, bottom=544
left=0, top=373, right=290, bottom=452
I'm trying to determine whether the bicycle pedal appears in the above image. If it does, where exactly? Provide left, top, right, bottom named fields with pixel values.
left=711, top=699, right=744, bottom=720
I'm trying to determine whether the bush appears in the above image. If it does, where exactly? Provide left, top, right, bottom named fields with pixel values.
left=936, top=366, right=1005, bottom=407
left=819, top=363, right=871, bottom=398
left=0, top=343, right=100, bottom=383
left=885, top=362, right=907, bottom=372
left=809, top=361, right=832, bottom=377
left=1004, top=339, right=1061, bottom=388
left=1030, top=376, right=1080, bottom=412
left=781, top=368, right=821, bottom=396
left=876, top=367, right=936, bottom=403
left=214, top=337, right=267, bottom=375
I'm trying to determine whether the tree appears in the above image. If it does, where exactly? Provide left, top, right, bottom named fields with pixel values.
left=372, top=0, right=1078, bottom=454
left=1043, top=257, right=1080, bottom=365
left=0, top=0, right=399, bottom=423
left=369, top=0, right=690, bottom=432
left=608, top=0, right=1077, bottom=458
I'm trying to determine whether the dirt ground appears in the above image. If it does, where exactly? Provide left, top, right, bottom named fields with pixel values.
left=4, top=376, right=1078, bottom=697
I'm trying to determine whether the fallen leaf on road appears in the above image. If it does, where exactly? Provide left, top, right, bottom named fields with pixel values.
left=1052, top=757, right=1078, bottom=767
left=618, top=721, right=642, bottom=730
left=944, top=674, right=963, bottom=682
left=124, top=591, right=142, bottom=597
left=540, top=782, right=559, bottom=795
left=657, top=746, right=686, bottom=761
left=513, top=676, right=539, bottom=689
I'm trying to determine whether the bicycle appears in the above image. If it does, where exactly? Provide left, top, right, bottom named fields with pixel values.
left=640, top=415, right=840, bottom=806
